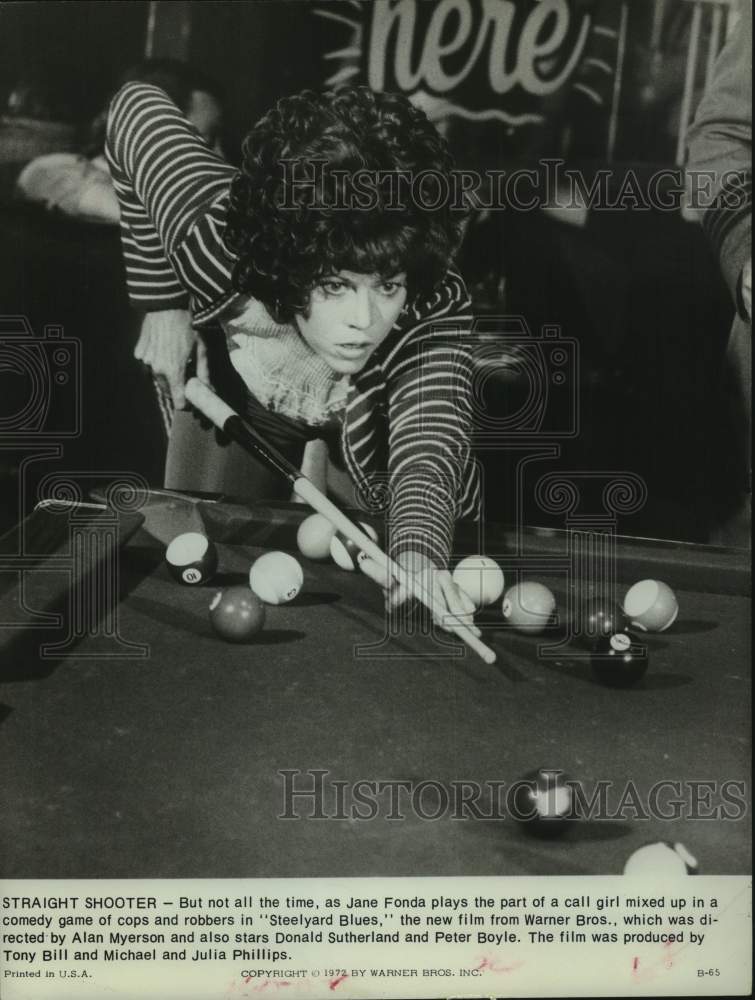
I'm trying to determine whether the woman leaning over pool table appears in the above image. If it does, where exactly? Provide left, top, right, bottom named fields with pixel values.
left=105, top=82, right=481, bottom=630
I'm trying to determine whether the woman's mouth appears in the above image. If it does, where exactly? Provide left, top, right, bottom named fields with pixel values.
left=334, top=343, right=371, bottom=358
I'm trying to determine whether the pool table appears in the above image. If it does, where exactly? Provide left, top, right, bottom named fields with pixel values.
left=0, top=488, right=750, bottom=879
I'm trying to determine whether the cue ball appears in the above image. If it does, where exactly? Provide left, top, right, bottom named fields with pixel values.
left=249, top=551, right=304, bottom=605
left=511, top=768, right=576, bottom=837
left=622, top=579, right=679, bottom=632
left=165, top=531, right=218, bottom=586
left=452, top=555, right=505, bottom=608
left=623, top=841, right=699, bottom=876
left=330, top=522, right=379, bottom=571
left=502, top=582, right=556, bottom=633
left=296, top=513, right=336, bottom=560
left=590, top=630, right=649, bottom=687
left=209, top=586, right=265, bottom=642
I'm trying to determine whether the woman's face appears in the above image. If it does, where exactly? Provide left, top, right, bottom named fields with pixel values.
left=295, top=270, right=408, bottom=374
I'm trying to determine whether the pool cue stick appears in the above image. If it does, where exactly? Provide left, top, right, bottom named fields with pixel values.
left=185, top=378, right=496, bottom=665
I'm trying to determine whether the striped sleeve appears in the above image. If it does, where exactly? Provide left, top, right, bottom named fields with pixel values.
left=105, top=82, right=236, bottom=314
left=385, top=271, right=477, bottom=568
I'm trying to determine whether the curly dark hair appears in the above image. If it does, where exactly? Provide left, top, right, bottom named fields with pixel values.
left=224, top=86, right=466, bottom=322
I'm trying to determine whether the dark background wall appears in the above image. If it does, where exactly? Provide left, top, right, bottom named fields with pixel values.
left=0, top=0, right=695, bottom=158
left=0, top=2, right=149, bottom=123
left=188, top=1, right=330, bottom=159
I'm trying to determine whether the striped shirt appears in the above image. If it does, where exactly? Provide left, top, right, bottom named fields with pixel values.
left=106, top=83, right=481, bottom=567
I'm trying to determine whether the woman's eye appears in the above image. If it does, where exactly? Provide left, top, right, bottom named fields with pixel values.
left=321, top=280, right=346, bottom=296
left=379, top=281, right=405, bottom=296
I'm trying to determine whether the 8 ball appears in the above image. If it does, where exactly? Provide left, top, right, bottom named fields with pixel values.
left=590, top=630, right=648, bottom=687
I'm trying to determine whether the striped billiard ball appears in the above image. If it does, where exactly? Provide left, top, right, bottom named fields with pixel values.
left=330, top=522, right=379, bottom=571
left=165, top=532, right=218, bottom=586
left=622, top=579, right=679, bottom=632
left=511, top=768, right=577, bottom=837
left=623, top=841, right=698, bottom=876
left=502, top=581, right=556, bottom=633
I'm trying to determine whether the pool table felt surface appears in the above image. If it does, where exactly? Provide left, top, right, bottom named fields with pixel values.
left=0, top=497, right=750, bottom=878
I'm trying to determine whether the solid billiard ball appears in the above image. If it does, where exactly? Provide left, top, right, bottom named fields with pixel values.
left=165, top=531, right=218, bottom=586
left=622, top=579, right=679, bottom=632
left=575, top=594, right=628, bottom=647
left=330, top=522, right=379, bottom=571
left=296, top=513, right=336, bottom=561
left=502, top=581, right=556, bottom=633
left=623, top=841, right=699, bottom=877
left=452, top=555, right=505, bottom=608
left=511, top=768, right=576, bottom=837
left=249, top=551, right=304, bottom=605
left=590, top=630, right=649, bottom=687
left=209, top=586, right=265, bottom=642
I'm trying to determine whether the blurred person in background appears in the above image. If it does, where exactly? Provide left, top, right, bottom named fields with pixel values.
left=16, top=60, right=224, bottom=443
left=687, top=0, right=751, bottom=546
left=16, top=59, right=224, bottom=225
left=0, top=70, right=78, bottom=195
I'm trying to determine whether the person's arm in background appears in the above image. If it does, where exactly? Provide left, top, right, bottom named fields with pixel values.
left=686, top=0, right=752, bottom=322
left=105, top=82, right=235, bottom=406
left=686, top=1, right=751, bottom=547
left=16, top=153, right=121, bottom=224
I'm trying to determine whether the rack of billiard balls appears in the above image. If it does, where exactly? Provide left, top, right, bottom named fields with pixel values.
left=446, top=553, right=679, bottom=690
left=164, top=527, right=680, bottom=676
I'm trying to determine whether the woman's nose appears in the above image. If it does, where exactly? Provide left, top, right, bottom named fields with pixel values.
left=348, top=287, right=373, bottom=329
